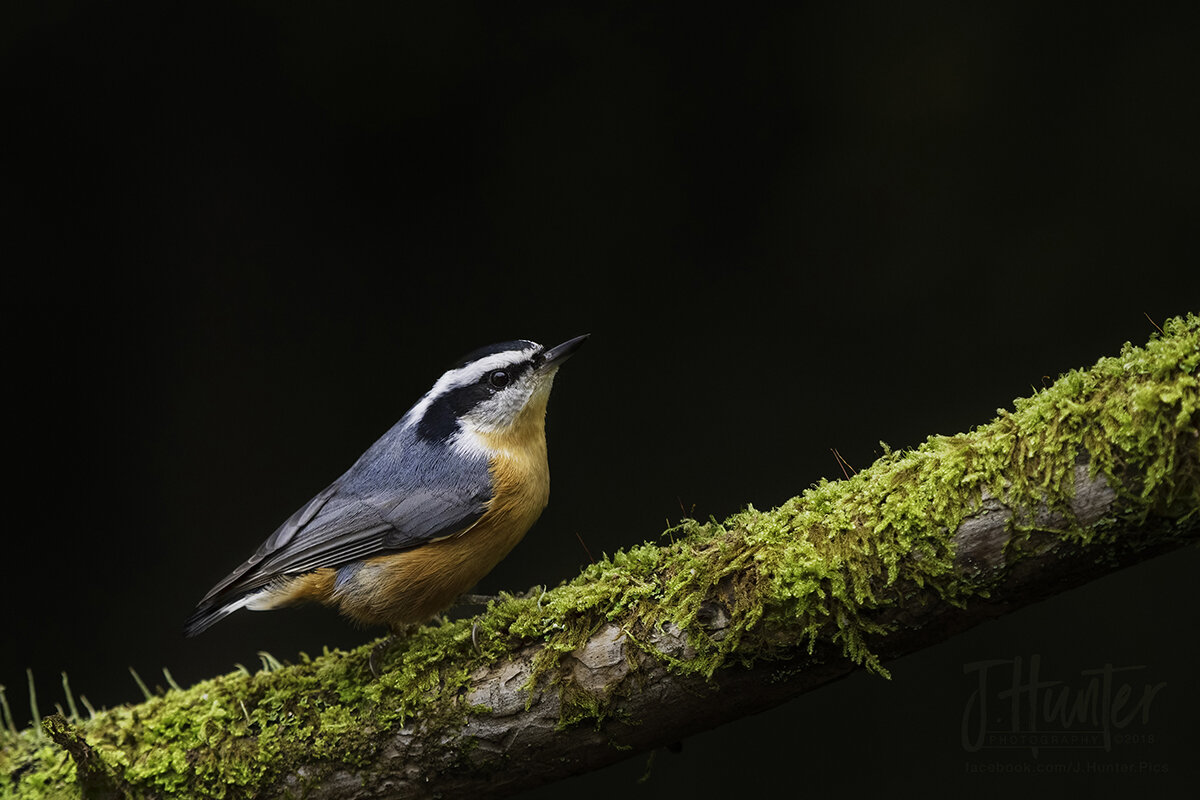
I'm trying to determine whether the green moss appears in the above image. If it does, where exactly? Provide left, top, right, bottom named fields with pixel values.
left=0, top=733, right=76, bottom=800
left=3, top=315, right=1197, bottom=798
left=497, top=313, right=1198, bottom=686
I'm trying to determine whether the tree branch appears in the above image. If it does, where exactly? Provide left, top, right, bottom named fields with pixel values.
left=3, top=315, right=1198, bottom=799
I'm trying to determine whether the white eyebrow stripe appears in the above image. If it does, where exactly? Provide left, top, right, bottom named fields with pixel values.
left=439, top=350, right=533, bottom=390
left=402, top=347, right=537, bottom=430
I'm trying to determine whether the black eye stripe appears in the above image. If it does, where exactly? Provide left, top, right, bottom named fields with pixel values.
left=416, top=355, right=536, bottom=442
left=480, top=359, right=533, bottom=387
left=487, top=369, right=510, bottom=389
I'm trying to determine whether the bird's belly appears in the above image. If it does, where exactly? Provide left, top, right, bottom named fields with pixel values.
left=334, top=451, right=550, bottom=629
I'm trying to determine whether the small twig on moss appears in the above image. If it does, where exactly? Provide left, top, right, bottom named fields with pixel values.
left=830, top=447, right=856, bottom=478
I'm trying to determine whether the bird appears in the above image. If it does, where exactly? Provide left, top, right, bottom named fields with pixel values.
left=184, top=334, right=588, bottom=639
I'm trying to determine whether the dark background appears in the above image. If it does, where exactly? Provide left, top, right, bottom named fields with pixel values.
left=4, top=2, right=1199, bottom=797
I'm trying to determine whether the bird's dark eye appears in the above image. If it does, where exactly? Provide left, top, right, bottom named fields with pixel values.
left=488, top=369, right=510, bottom=389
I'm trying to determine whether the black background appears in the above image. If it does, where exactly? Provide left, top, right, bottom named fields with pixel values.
left=4, top=3, right=1199, bottom=797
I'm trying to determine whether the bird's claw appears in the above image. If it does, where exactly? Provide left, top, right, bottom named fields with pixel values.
left=369, top=634, right=397, bottom=678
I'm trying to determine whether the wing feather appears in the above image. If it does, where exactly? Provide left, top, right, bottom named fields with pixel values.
left=191, top=427, right=491, bottom=614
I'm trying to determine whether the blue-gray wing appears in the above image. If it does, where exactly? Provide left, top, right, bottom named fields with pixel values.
left=193, top=432, right=492, bottom=607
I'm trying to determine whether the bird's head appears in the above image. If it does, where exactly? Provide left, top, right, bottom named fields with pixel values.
left=407, top=334, right=589, bottom=452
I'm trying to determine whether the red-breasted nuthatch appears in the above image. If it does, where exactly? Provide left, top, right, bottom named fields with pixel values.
left=184, top=335, right=588, bottom=637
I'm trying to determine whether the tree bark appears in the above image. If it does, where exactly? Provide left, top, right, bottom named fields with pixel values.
left=3, top=315, right=1197, bottom=799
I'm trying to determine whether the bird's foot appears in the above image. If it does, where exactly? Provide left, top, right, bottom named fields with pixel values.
left=369, top=635, right=396, bottom=678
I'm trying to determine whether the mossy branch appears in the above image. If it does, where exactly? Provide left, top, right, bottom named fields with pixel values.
left=3, top=315, right=1198, bottom=800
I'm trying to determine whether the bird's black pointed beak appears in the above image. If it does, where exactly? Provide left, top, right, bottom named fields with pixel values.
left=542, top=334, right=589, bottom=368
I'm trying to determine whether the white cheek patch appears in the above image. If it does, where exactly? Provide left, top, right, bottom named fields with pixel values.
left=470, top=370, right=557, bottom=426
left=460, top=378, right=535, bottom=433
left=451, top=371, right=557, bottom=458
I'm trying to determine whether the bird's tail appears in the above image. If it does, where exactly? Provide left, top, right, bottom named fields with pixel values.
left=183, top=594, right=255, bottom=637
